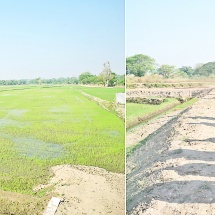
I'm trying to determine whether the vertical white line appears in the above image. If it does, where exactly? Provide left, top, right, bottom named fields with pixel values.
left=124, top=0, right=127, bottom=214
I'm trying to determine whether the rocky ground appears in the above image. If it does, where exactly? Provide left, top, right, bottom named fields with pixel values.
left=127, top=90, right=215, bottom=215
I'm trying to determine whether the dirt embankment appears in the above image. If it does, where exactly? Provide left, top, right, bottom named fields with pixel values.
left=79, top=91, right=125, bottom=120
left=40, top=165, right=125, bottom=215
left=126, top=88, right=212, bottom=99
left=127, top=90, right=215, bottom=215
left=126, top=109, right=183, bottom=148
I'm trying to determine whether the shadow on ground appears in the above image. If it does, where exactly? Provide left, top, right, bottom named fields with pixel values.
left=127, top=108, right=215, bottom=214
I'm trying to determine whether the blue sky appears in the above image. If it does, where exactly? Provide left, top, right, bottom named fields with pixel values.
left=126, top=0, right=215, bottom=68
left=0, top=0, right=125, bottom=80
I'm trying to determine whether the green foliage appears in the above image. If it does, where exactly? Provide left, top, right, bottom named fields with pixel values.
left=69, top=77, right=79, bottom=84
left=0, top=86, right=124, bottom=200
left=126, top=54, right=156, bottom=76
left=99, top=62, right=115, bottom=86
left=158, top=64, right=177, bottom=78
left=179, top=66, right=194, bottom=77
left=78, top=72, right=97, bottom=84
left=76, top=86, right=124, bottom=102
left=115, top=74, right=125, bottom=86
left=126, top=53, right=215, bottom=78
left=126, top=98, right=179, bottom=124
left=195, top=62, right=215, bottom=77
left=171, top=98, right=198, bottom=110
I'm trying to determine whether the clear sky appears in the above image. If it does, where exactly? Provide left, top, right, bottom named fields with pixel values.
left=126, top=0, right=215, bottom=68
left=0, top=0, right=125, bottom=80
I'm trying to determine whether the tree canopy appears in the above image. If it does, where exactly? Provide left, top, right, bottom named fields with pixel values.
left=126, top=54, right=156, bottom=76
left=126, top=54, right=215, bottom=78
left=195, top=62, right=215, bottom=77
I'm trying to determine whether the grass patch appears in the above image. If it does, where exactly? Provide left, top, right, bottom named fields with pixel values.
left=0, top=86, right=124, bottom=213
left=0, top=190, right=51, bottom=215
left=75, top=86, right=124, bottom=102
left=171, top=98, right=198, bottom=110
left=126, top=98, right=179, bottom=125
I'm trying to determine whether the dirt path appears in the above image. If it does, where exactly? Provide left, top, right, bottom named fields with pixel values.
left=43, top=165, right=125, bottom=215
left=127, top=90, right=215, bottom=214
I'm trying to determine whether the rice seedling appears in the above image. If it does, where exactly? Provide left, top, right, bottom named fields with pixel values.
left=0, top=86, right=124, bottom=207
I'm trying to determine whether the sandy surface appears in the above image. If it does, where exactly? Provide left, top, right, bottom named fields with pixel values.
left=127, top=90, right=215, bottom=214
left=41, top=165, right=125, bottom=215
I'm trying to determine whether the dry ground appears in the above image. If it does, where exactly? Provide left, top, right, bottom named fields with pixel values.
left=127, top=89, right=215, bottom=215
left=40, top=165, right=125, bottom=215
left=126, top=109, right=182, bottom=148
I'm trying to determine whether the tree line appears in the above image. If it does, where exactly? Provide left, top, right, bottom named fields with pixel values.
left=0, top=62, right=124, bottom=86
left=126, top=54, right=215, bottom=78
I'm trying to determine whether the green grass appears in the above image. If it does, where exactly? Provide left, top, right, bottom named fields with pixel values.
left=75, top=86, right=124, bottom=102
left=171, top=98, right=198, bottom=110
left=0, top=86, right=124, bottom=198
left=126, top=98, right=179, bottom=124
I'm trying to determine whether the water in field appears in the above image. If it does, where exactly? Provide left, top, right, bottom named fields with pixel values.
left=49, top=105, right=71, bottom=113
left=13, top=137, right=65, bottom=159
left=1, top=94, right=12, bottom=96
left=0, top=118, right=30, bottom=127
left=103, top=130, right=121, bottom=137
left=0, top=131, right=64, bottom=159
left=0, top=86, right=124, bottom=173
left=7, top=109, right=28, bottom=117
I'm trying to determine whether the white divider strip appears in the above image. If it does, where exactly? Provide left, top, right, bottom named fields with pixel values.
left=43, top=197, right=61, bottom=215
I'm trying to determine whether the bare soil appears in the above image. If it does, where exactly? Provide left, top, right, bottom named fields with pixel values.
left=127, top=109, right=182, bottom=147
left=126, top=87, right=212, bottom=98
left=127, top=90, right=215, bottom=214
left=41, top=165, right=125, bottom=215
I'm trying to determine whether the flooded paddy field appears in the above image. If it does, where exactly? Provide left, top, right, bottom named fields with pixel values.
left=0, top=86, right=125, bottom=214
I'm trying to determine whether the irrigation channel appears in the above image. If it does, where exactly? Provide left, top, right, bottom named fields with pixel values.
left=126, top=87, right=215, bottom=214
left=126, top=101, right=180, bottom=132
left=126, top=87, right=212, bottom=130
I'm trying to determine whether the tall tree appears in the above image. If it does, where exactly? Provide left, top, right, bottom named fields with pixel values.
left=35, top=77, right=42, bottom=85
left=158, top=64, right=176, bottom=78
left=99, top=62, right=114, bottom=87
left=194, top=62, right=215, bottom=77
left=179, top=66, right=194, bottom=77
left=79, top=72, right=95, bottom=84
left=126, top=54, right=156, bottom=76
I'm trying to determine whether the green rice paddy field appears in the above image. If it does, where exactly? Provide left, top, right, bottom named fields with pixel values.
left=76, top=86, right=124, bottom=102
left=126, top=98, right=179, bottom=125
left=126, top=97, right=199, bottom=130
left=0, top=85, right=124, bottom=213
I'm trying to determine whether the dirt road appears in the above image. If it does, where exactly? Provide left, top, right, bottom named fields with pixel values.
left=43, top=165, right=125, bottom=215
left=127, top=89, right=215, bottom=214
